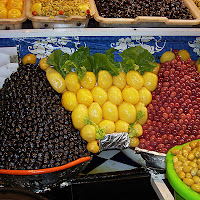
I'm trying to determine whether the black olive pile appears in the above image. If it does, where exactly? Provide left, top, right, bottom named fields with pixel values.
left=0, top=64, right=91, bottom=170
left=96, top=0, right=194, bottom=19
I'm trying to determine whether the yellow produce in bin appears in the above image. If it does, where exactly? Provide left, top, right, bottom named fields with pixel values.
left=0, top=0, right=27, bottom=29
left=0, top=3, right=6, bottom=8
left=26, top=0, right=95, bottom=28
left=0, top=7, right=7, bottom=18
left=0, top=0, right=8, bottom=6
left=92, top=0, right=200, bottom=27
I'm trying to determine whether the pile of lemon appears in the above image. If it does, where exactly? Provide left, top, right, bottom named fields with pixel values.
left=38, top=56, right=158, bottom=153
left=0, top=0, right=23, bottom=19
left=62, top=69, right=158, bottom=153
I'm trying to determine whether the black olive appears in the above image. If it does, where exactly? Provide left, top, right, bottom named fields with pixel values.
left=95, top=0, right=194, bottom=19
left=0, top=63, right=91, bottom=170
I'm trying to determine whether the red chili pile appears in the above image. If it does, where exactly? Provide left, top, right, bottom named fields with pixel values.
left=139, top=51, right=200, bottom=154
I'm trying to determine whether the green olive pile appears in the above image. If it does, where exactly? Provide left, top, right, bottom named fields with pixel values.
left=171, top=140, right=200, bottom=193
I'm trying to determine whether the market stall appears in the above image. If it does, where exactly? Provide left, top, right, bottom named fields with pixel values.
left=0, top=0, right=200, bottom=199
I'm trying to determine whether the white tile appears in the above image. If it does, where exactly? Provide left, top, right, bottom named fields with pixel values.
left=0, top=63, right=19, bottom=88
left=0, top=53, right=10, bottom=67
left=98, top=150, right=120, bottom=159
left=0, top=47, right=17, bottom=56
left=88, top=160, right=136, bottom=174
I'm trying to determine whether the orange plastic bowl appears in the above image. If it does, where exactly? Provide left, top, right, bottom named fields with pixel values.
left=0, top=156, right=91, bottom=192
left=0, top=156, right=91, bottom=175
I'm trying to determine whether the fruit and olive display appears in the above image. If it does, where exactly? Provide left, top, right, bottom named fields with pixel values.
left=40, top=46, right=159, bottom=154
left=0, top=0, right=24, bottom=19
left=38, top=46, right=200, bottom=155
left=31, top=0, right=90, bottom=17
left=95, top=0, right=194, bottom=19
left=0, top=45, right=200, bottom=172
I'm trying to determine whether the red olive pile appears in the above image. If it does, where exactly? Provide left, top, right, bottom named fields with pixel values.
left=139, top=50, right=200, bottom=154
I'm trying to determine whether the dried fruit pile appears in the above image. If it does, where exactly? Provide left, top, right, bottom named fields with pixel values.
left=139, top=50, right=200, bottom=154
left=0, top=64, right=91, bottom=170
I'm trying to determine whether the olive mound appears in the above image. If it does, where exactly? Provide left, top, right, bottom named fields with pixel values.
left=96, top=0, right=194, bottom=20
left=0, top=64, right=91, bottom=170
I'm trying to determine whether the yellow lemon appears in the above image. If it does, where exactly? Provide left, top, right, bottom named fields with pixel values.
left=107, top=86, right=123, bottom=105
left=46, top=67, right=66, bottom=94
left=135, top=102, right=148, bottom=125
left=138, top=87, right=152, bottom=106
left=118, top=102, right=136, bottom=124
left=122, top=86, right=139, bottom=105
left=197, top=64, right=200, bottom=73
left=88, top=102, right=102, bottom=125
left=91, top=86, right=107, bottom=106
left=196, top=58, right=200, bottom=73
left=99, top=120, right=115, bottom=134
left=160, top=51, right=175, bottom=63
left=126, top=70, right=144, bottom=90
left=0, top=3, right=6, bottom=8
left=7, top=0, right=23, bottom=12
left=39, top=57, right=50, bottom=70
left=178, top=49, right=190, bottom=61
left=0, top=0, right=8, bottom=6
left=143, top=72, right=158, bottom=92
left=31, top=2, right=42, bottom=14
left=130, top=137, right=140, bottom=148
left=113, top=71, right=126, bottom=90
left=22, top=54, right=37, bottom=65
left=80, top=71, right=96, bottom=90
left=65, top=72, right=81, bottom=93
left=8, top=8, right=21, bottom=18
left=131, top=123, right=143, bottom=137
left=9, top=0, right=23, bottom=5
left=71, top=104, right=88, bottom=130
left=77, top=88, right=93, bottom=107
left=115, top=120, right=129, bottom=133
left=97, top=70, right=112, bottom=90
left=80, top=125, right=96, bottom=142
left=78, top=4, right=90, bottom=12
left=152, top=63, right=160, bottom=75
left=0, top=7, right=7, bottom=18
left=102, top=101, right=118, bottom=122
left=61, top=91, right=78, bottom=111
left=86, top=140, right=99, bottom=153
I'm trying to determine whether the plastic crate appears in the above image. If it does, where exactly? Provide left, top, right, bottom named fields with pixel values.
left=0, top=1, right=27, bottom=30
left=92, top=0, right=200, bottom=27
left=26, top=0, right=95, bottom=28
